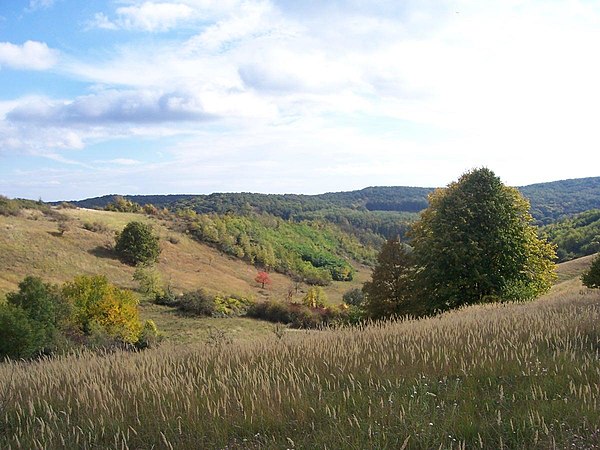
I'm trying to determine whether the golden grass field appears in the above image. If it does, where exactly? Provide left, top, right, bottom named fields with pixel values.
left=0, top=241, right=599, bottom=449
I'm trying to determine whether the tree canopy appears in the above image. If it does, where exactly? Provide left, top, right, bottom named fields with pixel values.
left=115, top=221, right=161, bottom=266
left=410, top=168, right=556, bottom=312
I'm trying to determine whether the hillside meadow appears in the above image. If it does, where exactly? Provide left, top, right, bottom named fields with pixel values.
left=0, top=262, right=599, bottom=449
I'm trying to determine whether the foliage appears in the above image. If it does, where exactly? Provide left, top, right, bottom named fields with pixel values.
left=136, top=320, right=161, bottom=349
left=62, top=275, right=142, bottom=344
left=184, top=212, right=367, bottom=284
left=542, top=209, right=600, bottom=261
left=302, top=286, right=327, bottom=308
left=581, top=253, right=600, bottom=288
left=82, top=221, right=111, bottom=233
left=362, top=237, right=415, bottom=318
left=213, top=295, right=254, bottom=317
left=174, top=289, right=216, bottom=317
left=0, top=195, right=51, bottom=216
left=410, top=168, right=556, bottom=313
left=0, top=304, right=42, bottom=359
left=246, top=300, right=346, bottom=328
left=6, top=276, right=71, bottom=354
left=105, top=195, right=142, bottom=213
left=132, top=267, right=164, bottom=299
left=520, top=176, right=600, bottom=224
left=342, top=288, right=365, bottom=307
left=115, top=221, right=161, bottom=266
left=254, top=271, right=272, bottom=289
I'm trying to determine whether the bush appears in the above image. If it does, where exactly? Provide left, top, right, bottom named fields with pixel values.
left=342, top=288, right=365, bottom=307
left=246, top=300, right=352, bottom=329
left=62, top=275, right=143, bottom=344
left=176, top=289, right=216, bottom=316
left=136, top=320, right=161, bottom=349
left=133, top=267, right=164, bottom=300
left=214, top=295, right=254, bottom=317
left=115, top=221, right=161, bottom=266
left=82, top=221, right=110, bottom=233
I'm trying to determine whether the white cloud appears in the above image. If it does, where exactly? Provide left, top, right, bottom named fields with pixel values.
left=0, top=41, right=58, bottom=70
left=27, top=0, right=56, bottom=11
left=90, top=2, right=194, bottom=32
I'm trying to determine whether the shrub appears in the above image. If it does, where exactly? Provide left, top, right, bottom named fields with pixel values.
left=214, top=295, right=254, bottom=317
left=246, top=300, right=350, bottom=329
left=342, top=288, right=365, bottom=307
left=82, top=221, right=110, bottom=233
left=136, top=320, right=161, bottom=349
left=62, top=275, right=142, bottom=344
left=176, top=289, right=216, bottom=316
left=115, top=221, right=161, bottom=266
left=132, top=267, right=164, bottom=300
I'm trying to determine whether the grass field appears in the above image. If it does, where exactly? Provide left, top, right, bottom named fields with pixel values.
left=1, top=258, right=598, bottom=449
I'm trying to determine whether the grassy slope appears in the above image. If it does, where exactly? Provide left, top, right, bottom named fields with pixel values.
left=0, top=257, right=598, bottom=449
left=0, top=208, right=370, bottom=341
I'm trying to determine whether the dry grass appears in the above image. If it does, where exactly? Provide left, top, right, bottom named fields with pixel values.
left=0, top=209, right=365, bottom=306
left=1, top=276, right=598, bottom=449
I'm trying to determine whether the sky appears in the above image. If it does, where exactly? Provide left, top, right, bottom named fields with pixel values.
left=1, top=0, right=600, bottom=201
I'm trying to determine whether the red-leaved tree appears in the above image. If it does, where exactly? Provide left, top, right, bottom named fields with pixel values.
left=255, top=271, right=272, bottom=289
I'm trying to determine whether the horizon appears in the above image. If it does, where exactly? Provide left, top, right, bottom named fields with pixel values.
left=6, top=173, right=598, bottom=203
left=2, top=1, right=600, bottom=200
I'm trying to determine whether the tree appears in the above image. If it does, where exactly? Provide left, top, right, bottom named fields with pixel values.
left=255, top=271, right=272, bottom=289
left=0, top=304, right=41, bottom=359
left=410, top=168, right=556, bottom=313
left=362, top=237, right=415, bottom=318
left=581, top=253, right=600, bottom=288
left=133, top=267, right=164, bottom=299
left=302, top=286, right=327, bottom=308
left=6, top=276, right=71, bottom=353
left=115, top=221, right=161, bottom=266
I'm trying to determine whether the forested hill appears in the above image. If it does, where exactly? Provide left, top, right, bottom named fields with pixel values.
left=60, top=176, right=600, bottom=224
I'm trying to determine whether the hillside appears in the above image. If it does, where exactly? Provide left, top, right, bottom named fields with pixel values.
left=0, top=208, right=369, bottom=305
left=60, top=176, right=600, bottom=225
left=1, top=255, right=598, bottom=449
left=542, top=209, right=600, bottom=261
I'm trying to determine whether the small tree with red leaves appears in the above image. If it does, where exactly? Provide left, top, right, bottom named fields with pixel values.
left=255, top=271, right=272, bottom=289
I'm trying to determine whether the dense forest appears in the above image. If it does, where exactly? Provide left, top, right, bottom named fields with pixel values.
left=62, top=177, right=600, bottom=226
left=542, top=209, right=600, bottom=261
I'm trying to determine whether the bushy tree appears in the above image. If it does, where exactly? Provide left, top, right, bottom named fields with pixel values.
left=255, top=271, right=272, bottom=289
left=62, top=275, right=142, bottom=343
left=302, top=286, right=327, bottom=308
left=0, top=304, right=41, bottom=359
left=342, top=288, right=365, bottom=307
left=581, top=253, right=600, bottom=288
left=362, top=237, right=415, bottom=318
left=410, top=168, right=556, bottom=312
left=115, top=221, right=161, bottom=266
left=6, top=276, right=71, bottom=354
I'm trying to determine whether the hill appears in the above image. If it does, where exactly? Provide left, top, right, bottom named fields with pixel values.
left=0, top=208, right=370, bottom=306
left=60, top=176, right=600, bottom=227
left=1, top=255, right=598, bottom=449
left=542, top=209, right=600, bottom=261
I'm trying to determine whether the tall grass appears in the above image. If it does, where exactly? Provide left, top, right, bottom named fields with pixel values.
left=1, top=282, right=599, bottom=449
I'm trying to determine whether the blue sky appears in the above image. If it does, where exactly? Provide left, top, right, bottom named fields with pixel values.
left=1, top=0, right=600, bottom=201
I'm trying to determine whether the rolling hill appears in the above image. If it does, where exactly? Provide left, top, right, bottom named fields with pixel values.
left=60, top=176, right=600, bottom=224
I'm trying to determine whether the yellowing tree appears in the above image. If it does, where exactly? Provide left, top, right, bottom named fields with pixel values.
left=62, top=275, right=142, bottom=344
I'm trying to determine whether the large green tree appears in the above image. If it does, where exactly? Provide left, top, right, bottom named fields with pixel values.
left=410, top=168, right=556, bottom=312
left=115, top=221, right=161, bottom=266
left=362, top=237, right=415, bottom=318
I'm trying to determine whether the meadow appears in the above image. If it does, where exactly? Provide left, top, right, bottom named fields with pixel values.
left=1, top=275, right=598, bottom=449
